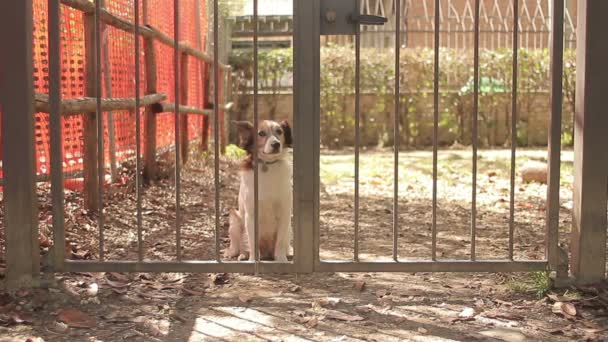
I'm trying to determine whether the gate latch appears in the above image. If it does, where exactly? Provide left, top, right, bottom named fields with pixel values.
left=321, top=0, right=387, bottom=35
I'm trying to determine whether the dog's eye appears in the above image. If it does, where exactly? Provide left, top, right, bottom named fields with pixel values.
left=276, top=129, right=283, bottom=135
left=258, top=131, right=266, bottom=137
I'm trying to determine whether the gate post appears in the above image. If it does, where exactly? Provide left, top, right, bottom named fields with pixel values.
left=0, top=0, right=40, bottom=288
left=571, top=0, right=608, bottom=284
left=293, top=0, right=320, bottom=273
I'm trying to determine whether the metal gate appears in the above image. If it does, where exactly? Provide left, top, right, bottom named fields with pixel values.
left=3, top=0, right=567, bottom=277
left=299, top=0, right=564, bottom=275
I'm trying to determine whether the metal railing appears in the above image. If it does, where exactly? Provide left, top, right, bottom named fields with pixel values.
left=311, top=0, right=564, bottom=274
left=1, top=0, right=567, bottom=277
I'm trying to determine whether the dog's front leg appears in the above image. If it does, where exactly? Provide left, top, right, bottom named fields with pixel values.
left=274, top=203, right=291, bottom=262
left=224, top=209, right=243, bottom=259
left=245, top=212, right=256, bottom=261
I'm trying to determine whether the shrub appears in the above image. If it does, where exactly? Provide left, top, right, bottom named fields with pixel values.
left=229, top=46, right=575, bottom=148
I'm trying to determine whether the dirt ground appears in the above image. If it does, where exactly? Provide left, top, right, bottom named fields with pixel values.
left=1, top=147, right=607, bottom=341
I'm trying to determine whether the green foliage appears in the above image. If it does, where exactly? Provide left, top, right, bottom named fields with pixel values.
left=225, top=144, right=246, bottom=159
left=229, top=46, right=576, bottom=148
left=507, top=271, right=552, bottom=298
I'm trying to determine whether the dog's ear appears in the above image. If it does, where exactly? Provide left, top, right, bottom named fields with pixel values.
left=280, top=120, right=292, bottom=147
left=232, top=120, right=254, bottom=151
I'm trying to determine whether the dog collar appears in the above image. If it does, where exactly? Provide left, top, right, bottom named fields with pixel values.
left=257, top=159, right=280, bottom=172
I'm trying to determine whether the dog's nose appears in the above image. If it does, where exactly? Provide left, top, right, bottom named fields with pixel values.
left=271, top=141, right=280, bottom=149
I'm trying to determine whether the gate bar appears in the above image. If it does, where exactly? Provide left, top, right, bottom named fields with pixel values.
left=317, top=260, right=548, bottom=273
left=431, top=0, right=440, bottom=261
left=508, top=0, right=519, bottom=260
left=546, top=0, right=564, bottom=271
left=135, top=0, right=144, bottom=261
left=253, top=0, right=260, bottom=267
left=49, top=0, right=66, bottom=269
left=95, top=0, right=106, bottom=260
left=174, top=0, right=182, bottom=261
left=213, top=0, right=221, bottom=262
left=0, top=0, right=40, bottom=286
left=393, top=0, right=401, bottom=262
left=471, top=0, right=480, bottom=261
left=63, top=260, right=293, bottom=273
left=354, top=17, right=361, bottom=262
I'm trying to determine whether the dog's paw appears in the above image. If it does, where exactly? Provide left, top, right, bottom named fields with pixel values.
left=274, top=254, right=288, bottom=263
left=223, top=248, right=239, bottom=259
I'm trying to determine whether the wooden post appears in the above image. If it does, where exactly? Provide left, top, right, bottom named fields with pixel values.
left=201, top=63, right=210, bottom=150
left=571, top=0, right=608, bottom=284
left=83, top=13, right=100, bottom=211
left=180, top=52, right=189, bottom=164
left=194, top=0, right=207, bottom=151
left=0, top=0, right=40, bottom=287
left=143, top=35, right=158, bottom=184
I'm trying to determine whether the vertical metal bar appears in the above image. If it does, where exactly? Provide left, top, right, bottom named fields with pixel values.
left=432, top=0, right=439, bottom=261
left=100, top=0, right=117, bottom=183
left=546, top=0, right=564, bottom=271
left=253, top=0, right=260, bottom=267
left=354, top=19, right=360, bottom=263
left=213, top=0, right=221, bottom=262
left=471, top=0, right=480, bottom=261
left=174, top=0, right=182, bottom=261
left=393, top=0, right=401, bottom=262
left=49, top=0, right=66, bottom=268
left=508, top=0, right=519, bottom=260
left=0, top=0, right=40, bottom=286
left=95, top=0, right=105, bottom=260
left=134, top=0, right=143, bottom=261
left=293, top=0, right=319, bottom=273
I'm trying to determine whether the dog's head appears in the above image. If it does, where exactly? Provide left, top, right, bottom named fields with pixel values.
left=233, top=119, right=292, bottom=163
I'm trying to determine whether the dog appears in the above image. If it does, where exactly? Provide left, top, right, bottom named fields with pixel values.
left=224, top=119, right=293, bottom=262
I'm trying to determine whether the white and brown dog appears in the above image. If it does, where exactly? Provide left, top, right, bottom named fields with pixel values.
left=224, top=119, right=293, bottom=262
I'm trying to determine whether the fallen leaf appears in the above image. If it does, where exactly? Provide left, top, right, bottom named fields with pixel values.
left=552, top=302, right=577, bottom=317
left=134, top=289, right=171, bottom=300
left=86, top=283, right=99, bottom=297
left=289, top=285, right=302, bottom=293
left=547, top=293, right=573, bottom=303
left=548, top=328, right=565, bottom=335
left=379, top=296, right=394, bottom=309
left=483, top=312, right=525, bottom=321
left=238, top=294, right=252, bottom=303
left=6, top=312, right=32, bottom=325
left=458, top=307, right=476, bottom=319
left=181, top=288, right=204, bottom=296
left=305, top=317, right=318, bottom=328
left=561, top=302, right=577, bottom=316
left=494, top=299, right=513, bottom=306
left=212, top=273, right=229, bottom=285
left=52, top=321, right=69, bottom=332
left=354, top=280, right=366, bottom=292
left=399, top=289, right=426, bottom=297
left=105, top=278, right=130, bottom=289
left=170, top=313, right=187, bottom=323
left=324, top=309, right=364, bottom=322
left=57, top=308, right=96, bottom=328
left=376, top=289, right=388, bottom=298
left=110, top=287, right=128, bottom=295
left=133, top=316, right=169, bottom=336
left=138, top=274, right=153, bottom=281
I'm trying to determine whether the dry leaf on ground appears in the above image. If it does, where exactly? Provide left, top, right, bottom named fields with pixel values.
left=323, top=309, right=364, bottom=322
left=354, top=280, right=366, bottom=292
left=57, top=308, right=96, bottom=328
